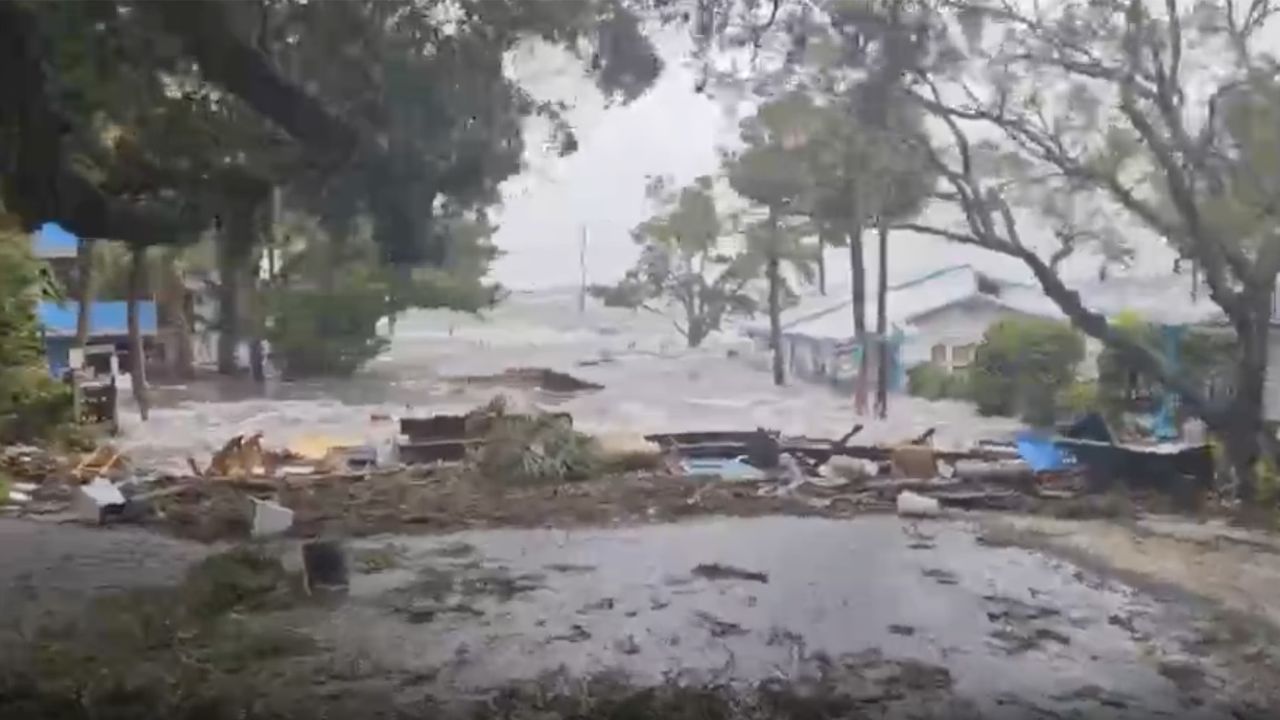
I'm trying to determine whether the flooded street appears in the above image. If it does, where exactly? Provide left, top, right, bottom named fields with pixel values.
left=301, top=514, right=1270, bottom=718
left=116, top=293, right=1021, bottom=474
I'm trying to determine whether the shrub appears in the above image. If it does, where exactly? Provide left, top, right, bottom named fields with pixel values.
left=907, top=362, right=948, bottom=399
left=969, top=317, right=1084, bottom=426
left=266, top=284, right=390, bottom=378
left=907, top=362, right=969, bottom=401
left=0, top=364, right=73, bottom=443
left=0, top=224, right=72, bottom=440
left=1056, top=380, right=1099, bottom=420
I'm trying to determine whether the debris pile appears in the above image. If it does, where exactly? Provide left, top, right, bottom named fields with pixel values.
left=0, top=397, right=1215, bottom=540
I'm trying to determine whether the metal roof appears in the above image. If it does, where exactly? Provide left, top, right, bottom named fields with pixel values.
left=775, top=265, right=1060, bottom=342
left=37, top=301, right=157, bottom=338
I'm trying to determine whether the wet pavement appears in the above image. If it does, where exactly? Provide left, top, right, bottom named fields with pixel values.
left=315, top=514, right=1262, bottom=718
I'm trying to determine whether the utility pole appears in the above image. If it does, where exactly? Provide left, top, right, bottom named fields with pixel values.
left=578, top=225, right=588, bottom=314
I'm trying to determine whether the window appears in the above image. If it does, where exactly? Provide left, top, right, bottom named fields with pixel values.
left=930, top=343, right=947, bottom=364
left=952, top=344, right=976, bottom=368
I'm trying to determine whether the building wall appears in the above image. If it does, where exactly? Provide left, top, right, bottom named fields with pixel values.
left=901, top=300, right=1038, bottom=373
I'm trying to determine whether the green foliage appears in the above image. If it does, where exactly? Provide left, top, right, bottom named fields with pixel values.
left=266, top=283, right=390, bottom=379
left=1056, top=380, right=1099, bottom=419
left=467, top=397, right=601, bottom=485
left=596, top=176, right=760, bottom=346
left=906, top=362, right=968, bottom=401
left=0, top=225, right=73, bottom=441
left=799, top=88, right=935, bottom=232
left=1096, top=317, right=1235, bottom=423
left=969, top=318, right=1085, bottom=426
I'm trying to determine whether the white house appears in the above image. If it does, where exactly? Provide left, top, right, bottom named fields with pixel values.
left=744, top=264, right=1062, bottom=389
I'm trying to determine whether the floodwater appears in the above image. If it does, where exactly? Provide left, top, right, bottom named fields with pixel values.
left=117, top=291, right=1021, bottom=473
left=314, top=514, right=1252, bottom=718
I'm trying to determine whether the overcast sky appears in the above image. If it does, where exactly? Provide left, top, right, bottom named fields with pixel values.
left=489, top=27, right=1185, bottom=293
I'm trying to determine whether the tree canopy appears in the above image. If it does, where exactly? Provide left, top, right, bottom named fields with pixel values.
left=1, top=0, right=665, bottom=266
left=591, top=175, right=758, bottom=347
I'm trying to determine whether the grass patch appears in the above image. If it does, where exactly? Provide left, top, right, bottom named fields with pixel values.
left=0, top=546, right=314, bottom=720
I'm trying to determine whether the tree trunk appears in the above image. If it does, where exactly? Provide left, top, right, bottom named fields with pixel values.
left=1219, top=306, right=1271, bottom=502
left=217, top=207, right=255, bottom=375
left=849, top=223, right=867, bottom=413
left=687, top=318, right=707, bottom=348
left=74, top=237, right=93, bottom=354
left=127, top=245, right=150, bottom=421
left=157, top=251, right=195, bottom=380
left=216, top=238, right=240, bottom=375
left=1008, top=240, right=1271, bottom=503
left=817, top=236, right=826, bottom=296
left=248, top=250, right=266, bottom=384
left=767, top=252, right=784, bottom=386
left=875, top=218, right=890, bottom=419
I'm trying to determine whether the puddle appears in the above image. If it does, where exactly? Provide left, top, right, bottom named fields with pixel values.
left=308, top=515, right=1256, bottom=716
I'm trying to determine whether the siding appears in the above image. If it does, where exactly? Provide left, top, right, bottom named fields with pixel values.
left=902, top=300, right=1038, bottom=370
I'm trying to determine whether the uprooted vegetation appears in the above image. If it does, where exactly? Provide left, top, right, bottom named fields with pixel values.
left=465, top=396, right=603, bottom=485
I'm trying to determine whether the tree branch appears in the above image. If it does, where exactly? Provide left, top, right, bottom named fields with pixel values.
left=895, top=222, right=1224, bottom=424
left=141, top=1, right=358, bottom=165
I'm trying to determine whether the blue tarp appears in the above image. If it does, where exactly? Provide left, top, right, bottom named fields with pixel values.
left=37, top=301, right=157, bottom=338
left=681, top=456, right=767, bottom=481
left=1015, top=431, right=1073, bottom=472
left=32, top=222, right=78, bottom=258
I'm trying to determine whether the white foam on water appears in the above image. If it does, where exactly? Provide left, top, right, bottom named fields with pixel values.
left=117, top=294, right=1022, bottom=473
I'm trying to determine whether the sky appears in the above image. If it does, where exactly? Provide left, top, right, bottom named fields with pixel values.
left=487, top=22, right=1193, bottom=293
left=491, top=37, right=730, bottom=289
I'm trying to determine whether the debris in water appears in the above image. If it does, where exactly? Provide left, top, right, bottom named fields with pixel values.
left=544, top=563, right=596, bottom=574
left=891, top=445, right=938, bottom=478
left=898, top=490, right=942, bottom=517
left=614, top=634, right=641, bottom=655
left=579, top=597, right=615, bottom=613
left=695, top=610, right=749, bottom=638
left=250, top=498, right=294, bottom=537
left=692, top=562, right=769, bottom=583
left=73, top=477, right=126, bottom=524
left=921, top=568, right=960, bottom=585
left=549, top=624, right=592, bottom=643
left=302, top=540, right=349, bottom=593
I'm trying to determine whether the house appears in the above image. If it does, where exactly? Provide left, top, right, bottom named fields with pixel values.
left=744, top=264, right=1062, bottom=389
left=30, top=222, right=212, bottom=375
left=36, top=300, right=157, bottom=378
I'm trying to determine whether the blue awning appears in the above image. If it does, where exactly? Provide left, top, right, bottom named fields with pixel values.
left=32, top=222, right=79, bottom=259
left=37, top=301, right=157, bottom=338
